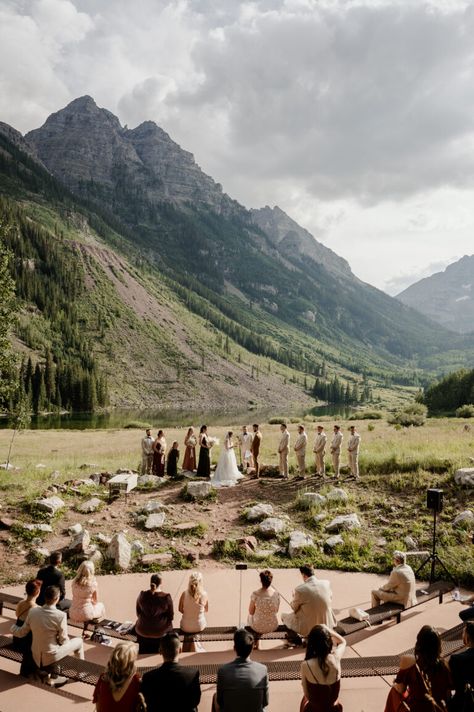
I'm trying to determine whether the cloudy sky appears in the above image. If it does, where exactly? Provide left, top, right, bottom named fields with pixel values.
left=1, top=0, right=474, bottom=293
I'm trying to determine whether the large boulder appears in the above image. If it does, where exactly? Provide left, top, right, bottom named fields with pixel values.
left=326, top=488, right=348, bottom=503
left=144, top=512, right=166, bottom=530
left=67, top=523, right=83, bottom=536
left=95, top=532, right=112, bottom=546
left=246, top=504, right=274, bottom=522
left=258, top=517, right=286, bottom=538
left=137, top=474, right=162, bottom=486
left=131, top=540, right=145, bottom=555
left=324, top=535, right=344, bottom=550
left=454, top=468, right=474, bottom=487
left=27, top=546, right=50, bottom=565
left=141, top=552, right=173, bottom=567
left=404, top=536, right=417, bottom=550
left=34, top=496, right=65, bottom=516
left=325, top=513, right=361, bottom=533
left=288, top=531, right=315, bottom=557
left=140, top=501, right=168, bottom=514
left=22, top=523, right=53, bottom=533
left=70, top=529, right=91, bottom=553
left=453, top=510, right=474, bottom=528
left=107, top=533, right=131, bottom=571
left=300, top=492, right=326, bottom=507
left=76, top=497, right=102, bottom=514
left=186, top=481, right=213, bottom=499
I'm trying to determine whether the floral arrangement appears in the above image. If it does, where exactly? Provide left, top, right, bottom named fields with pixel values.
left=187, top=436, right=197, bottom=447
left=208, top=437, right=219, bottom=448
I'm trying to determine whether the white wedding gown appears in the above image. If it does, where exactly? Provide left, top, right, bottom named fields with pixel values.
left=212, top=438, right=244, bottom=487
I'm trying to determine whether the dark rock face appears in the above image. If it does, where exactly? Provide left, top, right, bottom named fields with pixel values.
left=0, top=121, right=43, bottom=165
left=26, top=96, right=229, bottom=212
left=250, top=205, right=353, bottom=279
left=397, top=254, right=474, bottom=334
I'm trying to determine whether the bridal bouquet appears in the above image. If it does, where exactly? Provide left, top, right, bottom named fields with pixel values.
left=187, top=436, right=197, bottom=447
left=208, top=437, right=219, bottom=448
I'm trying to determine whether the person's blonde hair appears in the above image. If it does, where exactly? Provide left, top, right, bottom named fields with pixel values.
left=187, top=571, right=204, bottom=602
left=74, top=560, right=95, bottom=586
left=105, top=642, right=138, bottom=693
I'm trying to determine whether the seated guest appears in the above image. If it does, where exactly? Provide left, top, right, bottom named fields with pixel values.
left=93, top=641, right=141, bottom=712
left=282, top=565, right=336, bottom=644
left=178, top=572, right=208, bottom=652
left=384, top=625, right=452, bottom=712
left=12, top=579, right=41, bottom=676
left=213, top=629, right=269, bottom=712
left=135, top=573, right=174, bottom=653
left=142, top=632, right=201, bottom=712
left=36, top=551, right=71, bottom=611
left=458, top=592, right=474, bottom=621
left=300, top=625, right=346, bottom=712
left=449, top=621, right=474, bottom=711
left=247, top=570, right=280, bottom=648
left=69, top=560, right=106, bottom=625
left=166, top=441, right=180, bottom=478
left=371, top=550, right=417, bottom=609
left=12, top=585, right=84, bottom=682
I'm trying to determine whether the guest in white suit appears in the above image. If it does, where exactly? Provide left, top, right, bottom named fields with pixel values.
left=347, top=425, right=361, bottom=479
left=294, top=425, right=308, bottom=478
left=278, top=423, right=290, bottom=479
left=12, top=585, right=84, bottom=668
left=313, top=426, right=327, bottom=477
left=240, top=425, right=254, bottom=472
left=330, top=425, right=343, bottom=479
left=282, top=565, right=336, bottom=642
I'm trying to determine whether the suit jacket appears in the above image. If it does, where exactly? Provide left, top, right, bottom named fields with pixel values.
left=348, top=433, right=361, bottom=452
left=251, top=432, right=262, bottom=457
left=449, top=647, right=474, bottom=708
left=14, top=604, right=69, bottom=667
left=217, top=657, right=269, bottom=712
left=36, top=565, right=66, bottom=605
left=330, top=432, right=343, bottom=453
left=286, top=576, right=336, bottom=636
left=278, top=430, right=290, bottom=454
left=294, top=433, right=308, bottom=453
left=380, top=564, right=417, bottom=608
left=141, top=661, right=201, bottom=712
left=313, top=433, right=327, bottom=454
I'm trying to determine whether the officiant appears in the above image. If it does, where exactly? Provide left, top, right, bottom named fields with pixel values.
left=239, top=425, right=254, bottom=472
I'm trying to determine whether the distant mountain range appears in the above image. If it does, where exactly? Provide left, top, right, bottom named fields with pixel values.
left=398, top=255, right=474, bottom=334
left=1, top=96, right=473, bottom=410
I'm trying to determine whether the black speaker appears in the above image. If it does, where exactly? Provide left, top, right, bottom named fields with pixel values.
left=427, top=488, right=443, bottom=512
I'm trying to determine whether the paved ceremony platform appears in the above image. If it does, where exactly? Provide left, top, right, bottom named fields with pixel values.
left=0, top=567, right=466, bottom=711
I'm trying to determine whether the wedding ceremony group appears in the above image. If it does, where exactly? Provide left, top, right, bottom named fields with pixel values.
left=140, top=422, right=362, bottom=486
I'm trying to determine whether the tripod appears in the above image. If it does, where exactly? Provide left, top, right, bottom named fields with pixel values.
left=415, top=508, right=455, bottom=584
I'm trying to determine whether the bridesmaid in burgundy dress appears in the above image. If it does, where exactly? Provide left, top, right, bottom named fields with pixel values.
left=300, top=625, right=346, bottom=712
left=182, top=427, right=197, bottom=472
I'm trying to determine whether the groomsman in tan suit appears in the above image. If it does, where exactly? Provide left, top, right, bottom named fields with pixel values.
left=371, top=551, right=417, bottom=608
left=294, top=425, right=308, bottom=478
left=282, top=565, right=336, bottom=643
left=330, top=425, right=343, bottom=479
left=347, top=425, right=361, bottom=479
left=278, top=423, right=290, bottom=479
left=313, top=425, right=327, bottom=477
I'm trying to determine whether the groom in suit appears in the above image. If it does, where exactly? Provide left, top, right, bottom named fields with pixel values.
left=213, top=629, right=269, bottom=712
left=251, top=424, right=262, bottom=478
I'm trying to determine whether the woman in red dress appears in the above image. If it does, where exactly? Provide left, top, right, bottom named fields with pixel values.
left=300, top=625, right=346, bottom=712
left=182, top=427, right=197, bottom=472
left=93, top=642, right=141, bottom=712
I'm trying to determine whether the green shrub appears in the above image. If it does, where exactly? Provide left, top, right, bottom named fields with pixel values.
left=367, top=423, right=375, bottom=432
left=455, top=404, right=474, bottom=418
left=268, top=417, right=288, bottom=425
left=349, top=411, right=382, bottom=420
left=124, top=420, right=153, bottom=429
left=388, top=402, right=427, bottom=427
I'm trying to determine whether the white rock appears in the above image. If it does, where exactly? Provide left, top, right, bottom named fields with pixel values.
left=301, top=492, right=327, bottom=507
left=326, top=488, right=349, bottom=503
left=71, top=529, right=91, bottom=553
left=141, top=501, right=168, bottom=514
left=131, top=540, right=145, bottom=555
left=50, top=470, right=61, bottom=479
left=258, top=517, right=286, bottom=538
left=187, top=481, right=213, bottom=499
left=144, top=512, right=166, bottom=530
left=376, top=537, right=388, bottom=547
left=76, top=497, right=102, bottom=514
left=325, top=513, right=361, bottom=533
left=28, top=546, right=50, bottom=564
left=68, top=523, right=83, bottom=536
left=288, top=530, right=315, bottom=557
left=453, top=510, right=474, bottom=527
left=404, top=536, right=417, bottom=550
left=23, top=523, right=53, bottom=533
left=34, top=496, right=66, bottom=516
left=0, top=463, right=15, bottom=470
left=313, top=513, right=327, bottom=523
left=325, top=535, right=344, bottom=549
left=88, top=549, right=103, bottom=567
left=454, top=468, right=474, bottom=487
left=35, top=463, right=46, bottom=469
left=246, top=503, right=274, bottom=521
left=137, top=474, right=161, bottom=486
left=95, top=532, right=112, bottom=546
left=107, top=533, right=131, bottom=571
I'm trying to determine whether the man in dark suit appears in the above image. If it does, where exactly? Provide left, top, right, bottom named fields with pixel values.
left=251, top=424, right=262, bottom=478
left=36, top=551, right=71, bottom=611
left=449, top=621, right=474, bottom=711
left=141, top=632, right=200, bottom=712
left=213, top=629, right=269, bottom=712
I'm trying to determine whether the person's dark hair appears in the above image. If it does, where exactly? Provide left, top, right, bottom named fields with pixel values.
left=228, top=431, right=233, bottom=438
left=150, top=573, right=162, bottom=590
left=44, top=585, right=60, bottom=604
left=26, top=580, right=41, bottom=597
left=253, top=424, right=259, bottom=429
left=281, top=423, right=287, bottom=429
left=414, top=625, right=443, bottom=675
left=200, top=425, right=207, bottom=434
left=299, top=565, right=314, bottom=578
left=160, top=632, right=180, bottom=661
left=234, top=628, right=254, bottom=658
left=305, top=625, right=333, bottom=676
left=157, top=430, right=164, bottom=437
left=50, top=551, right=62, bottom=566
left=464, top=621, right=474, bottom=645
left=259, top=570, right=273, bottom=589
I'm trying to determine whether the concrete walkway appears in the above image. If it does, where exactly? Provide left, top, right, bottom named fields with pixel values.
left=0, top=568, right=465, bottom=711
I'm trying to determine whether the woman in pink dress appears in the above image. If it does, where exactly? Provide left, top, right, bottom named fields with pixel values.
left=70, top=560, right=106, bottom=623
left=247, top=570, right=280, bottom=649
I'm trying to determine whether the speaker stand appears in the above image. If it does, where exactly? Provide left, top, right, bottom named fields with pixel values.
left=415, top=509, right=456, bottom=585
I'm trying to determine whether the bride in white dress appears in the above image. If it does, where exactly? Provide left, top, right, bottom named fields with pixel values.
left=212, top=431, right=244, bottom=488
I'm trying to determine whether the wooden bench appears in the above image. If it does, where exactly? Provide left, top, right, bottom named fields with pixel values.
left=0, top=623, right=464, bottom=686
left=335, top=581, right=454, bottom=636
